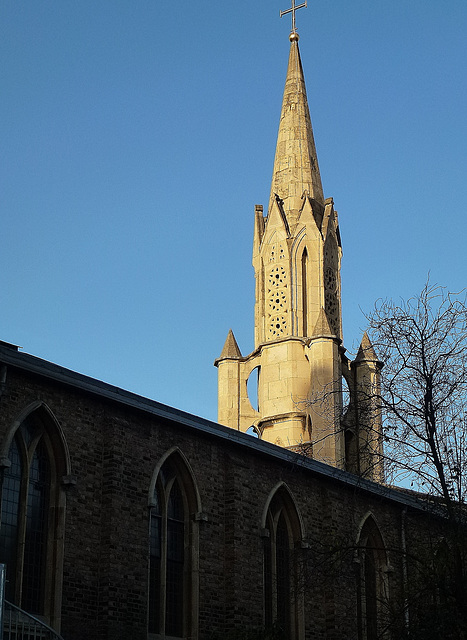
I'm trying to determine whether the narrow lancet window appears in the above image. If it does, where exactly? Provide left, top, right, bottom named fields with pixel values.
left=357, top=516, right=389, bottom=640
left=301, top=248, right=308, bottom=336
left=0, top=406, right=67, bottom=628
left=149, top=453, right=199, bottom=639
left=263, top=486, right=304, bottom=639
left=23, top=438, right=50, bottom=614
left=0, top=425, right=49, bottom=613
left=150, top=469, right=187, bottom=636
left=0, top=438, right=22, bottom=603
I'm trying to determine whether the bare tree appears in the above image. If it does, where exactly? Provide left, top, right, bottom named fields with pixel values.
left=295, top=282, right=467, bottom=636
left=366, top=281, right=467, bottom=514
left=366, top=281, right=467, bottom=638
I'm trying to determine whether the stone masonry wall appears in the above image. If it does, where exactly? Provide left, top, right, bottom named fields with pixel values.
left=0, top=361, right=432, bottom=640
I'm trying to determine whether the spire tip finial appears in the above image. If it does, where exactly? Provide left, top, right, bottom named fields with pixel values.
left=280, top=0, right=307, bottom=39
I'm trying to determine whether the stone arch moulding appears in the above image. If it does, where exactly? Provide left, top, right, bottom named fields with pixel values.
left=290, top=228, right=307, bottom=335
left=356, top=512, right=387, bottom=550
left=355, top=511, right=391, bottom=640
left=0, top=399, right=71, bottom=630
left=356, top=511, right=392, bottom=578
left=246, top=365, right=261, bottom=414
left=147, top=446, right=202, bottom=516
left=262, top=481, right=306, bottom=640
left=261, top=481, right=305, bottom=540
left=148, top=446, right=201, bottom=640
left=240, top=356, right=261, bottom=430
left=290, top=226, right=307, bottom=271
left=0, top=400, right=72, bottom=478
left=241, top=353, right=261, bottom=381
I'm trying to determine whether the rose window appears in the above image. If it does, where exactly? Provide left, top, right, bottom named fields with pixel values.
left=268, top=266, right=287, bottom=288
left=268, top=290, right=287, bottom=314
left=269, top=315, right=287, bottom=338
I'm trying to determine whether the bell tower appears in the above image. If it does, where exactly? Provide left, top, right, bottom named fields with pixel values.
left=215, top=12, right=383, bottom=477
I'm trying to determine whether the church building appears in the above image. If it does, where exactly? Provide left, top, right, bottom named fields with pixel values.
left=0, top=9, right=445, bottom=640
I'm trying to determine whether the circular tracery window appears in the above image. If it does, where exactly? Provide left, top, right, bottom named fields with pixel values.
left=266, top=260, right=288, bottom=339
left=268, top=265, right=287, bottom=288
left=268, top=290, right=287, bottom=313
left=269, top=315, right=287, bottom=338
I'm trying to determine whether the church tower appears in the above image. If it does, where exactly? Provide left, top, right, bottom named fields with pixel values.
left=215, top=11, right=383, bottom=477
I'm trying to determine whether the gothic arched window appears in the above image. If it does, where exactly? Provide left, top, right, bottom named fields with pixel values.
left=301, top=248, right=308, bottom=337
left=357, top=516, right=389, bottom=640
left=0, top=405, right=69, bottom=626
left=263, top=485, right=304, bottom=640
left=148, top=452, right=199, bottom=639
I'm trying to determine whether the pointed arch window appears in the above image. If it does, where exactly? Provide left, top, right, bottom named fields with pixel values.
left=263, top=487, right=304, bottom=640
left=357, top=516, right=389, bottom=640
left=0, top=407, right=68, bottom=626
left=301, top=248, right=308, bottom=337
left=149, top=453, right=199, bottom=639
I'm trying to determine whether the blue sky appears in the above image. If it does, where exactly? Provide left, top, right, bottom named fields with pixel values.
left=1, top=1, right=466, bottom=422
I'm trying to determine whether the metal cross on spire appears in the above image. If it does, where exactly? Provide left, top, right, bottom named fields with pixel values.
left=280, top=0, right=307, bottom=36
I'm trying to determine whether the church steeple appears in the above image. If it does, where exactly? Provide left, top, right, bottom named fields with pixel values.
left=268, top=34, right=324, bottom=222
left=217, top=26, right=342, bottom=457
left=216, top=12, right=383, bottom=480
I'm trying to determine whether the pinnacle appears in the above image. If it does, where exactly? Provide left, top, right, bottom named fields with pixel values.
left=219, top=329, right=242, bottom=359
left=311, top=308, right=334, bottom=337
left=355, top=332, right=379, bottom=362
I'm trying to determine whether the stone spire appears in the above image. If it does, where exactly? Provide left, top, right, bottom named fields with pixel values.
left=218, top=329, right=242, bottom=360
left=354, top=332, right=380, bottom=363
left=268, top=35, right=324, bottom=221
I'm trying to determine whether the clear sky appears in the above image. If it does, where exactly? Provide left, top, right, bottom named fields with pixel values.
left=1, top=1, right=466, bottom=423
